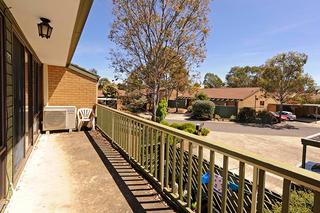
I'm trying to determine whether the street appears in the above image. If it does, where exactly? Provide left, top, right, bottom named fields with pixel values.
left=165, top=119, right=320, bottom=137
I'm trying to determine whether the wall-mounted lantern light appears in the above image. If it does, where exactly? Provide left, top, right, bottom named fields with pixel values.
left=37, top=17, right=53, bottom=39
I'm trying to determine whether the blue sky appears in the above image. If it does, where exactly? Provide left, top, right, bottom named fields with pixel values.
left=72, top=0, right=320, bottom=84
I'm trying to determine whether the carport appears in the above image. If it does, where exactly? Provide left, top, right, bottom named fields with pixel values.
left=270, top=103, right=320, bottom=121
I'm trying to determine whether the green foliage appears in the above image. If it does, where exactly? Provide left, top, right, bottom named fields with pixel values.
left=170, top=123, right=181, bottom=129
left=168, top=121, right=209, bottom=136
left=98, top=77, right=110, bottom=90
left=194, top=92, right=209, bottom=100
left=260, top=52, right=315, bottom=104
left=192, top=100, right=215, bottom=120
left=200, top=128, right=210, bottom=136
left=225, top=66, right=262, bottom=87
left=237, top=107, right=256, bottom=123
left=126, top=96, right=147, bottom=112
left=184, top=127, right=196, bottom=134
left=267, top=190, right=313, bottom=213
left=160, top=120, right=170, bottom=126
left=103, top=83, right=118, bottom=98
left=156, top=99, right=168, bottom=122
left=257, top=111, right=277, bottom=124
left=203, top=73, right=224, bottom=88
left=178, top=122, right=196, bottom=130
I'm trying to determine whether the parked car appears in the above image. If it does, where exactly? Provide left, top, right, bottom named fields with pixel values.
left=277, top=111, right=296, bottom=121
left=270, top=111, right=289, bottom=121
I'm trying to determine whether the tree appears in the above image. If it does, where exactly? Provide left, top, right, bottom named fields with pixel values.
left=103, top=83, right=118, bottom=98
left=161, top=49, right=190, bottom=104
left=203, top=73, right=224, bottom=88
left=194, top=91, right=209, bottom=100
left=109, top=0, right=210, bottom=121
left=123, top=70, right=148, bottom=112
left=190, top=82, right=201, bottom=94
left=225, top=66, right=262, bottom=87
left=260, top=52, right=315, bottom=121
left=98, top=78, right=110, bottom=90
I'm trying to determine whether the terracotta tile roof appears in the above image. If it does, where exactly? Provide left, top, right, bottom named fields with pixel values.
left=178, top=87, right=261, bottom=100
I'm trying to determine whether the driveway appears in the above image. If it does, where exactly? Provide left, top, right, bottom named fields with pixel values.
left=165, top=118, right=320, bottom=137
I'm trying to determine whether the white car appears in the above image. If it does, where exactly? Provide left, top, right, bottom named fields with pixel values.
left=277, top=111, right=296, bottom=121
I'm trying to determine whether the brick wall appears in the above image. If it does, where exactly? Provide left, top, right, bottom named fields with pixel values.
left=238, top=90, right=279, bottom=111
left=47, top=65, right=97, bottom=110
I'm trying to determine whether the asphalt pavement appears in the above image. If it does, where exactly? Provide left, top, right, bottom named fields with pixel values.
left=165, top=119, right=320, bottom=137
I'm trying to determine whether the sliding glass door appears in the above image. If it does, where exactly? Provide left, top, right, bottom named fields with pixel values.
left=12, top=34, right=25, bottom=174
left=25, top=51, right=33, bottom=152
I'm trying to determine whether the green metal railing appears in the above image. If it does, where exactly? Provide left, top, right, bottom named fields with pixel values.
left=96, top=104, right=320, bottom=213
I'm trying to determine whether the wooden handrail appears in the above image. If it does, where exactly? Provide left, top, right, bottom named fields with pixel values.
left=97, top=104, right=320, bottom=192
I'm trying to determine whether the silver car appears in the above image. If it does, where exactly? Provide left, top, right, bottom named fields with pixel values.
left=277, top=111, right=296, bottom=121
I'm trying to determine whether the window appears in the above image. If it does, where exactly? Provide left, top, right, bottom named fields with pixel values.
left=260, top=101, right=265, bottom=106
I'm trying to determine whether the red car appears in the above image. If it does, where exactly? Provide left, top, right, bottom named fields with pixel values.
left=270, top=112, right=289, bottom=121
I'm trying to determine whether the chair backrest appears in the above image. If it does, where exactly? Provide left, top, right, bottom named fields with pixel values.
left=78, top=108, right=92, bottom=120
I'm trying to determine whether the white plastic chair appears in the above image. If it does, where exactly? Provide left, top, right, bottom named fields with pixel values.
left=77, top=108, right=95, bottom=131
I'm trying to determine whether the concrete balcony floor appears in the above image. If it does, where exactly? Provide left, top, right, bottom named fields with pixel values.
left=5, top=131, right=174, bottom=213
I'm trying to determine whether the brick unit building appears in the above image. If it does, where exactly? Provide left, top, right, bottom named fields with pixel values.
left=47, top=64, right=98, bottom=109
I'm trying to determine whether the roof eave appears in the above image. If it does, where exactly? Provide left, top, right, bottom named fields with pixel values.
left=66, top=0, right=93, bottom=66
left=68, top=64, right=100, bottom=81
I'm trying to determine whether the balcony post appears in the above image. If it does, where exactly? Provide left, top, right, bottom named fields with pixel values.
left=111, top=112, right=114, bottom=144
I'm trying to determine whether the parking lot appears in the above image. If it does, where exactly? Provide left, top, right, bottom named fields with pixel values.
left=166, top=114, right=320, bottom=137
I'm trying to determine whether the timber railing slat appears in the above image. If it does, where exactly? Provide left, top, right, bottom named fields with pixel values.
left=96, top=104, right=320, bottom=212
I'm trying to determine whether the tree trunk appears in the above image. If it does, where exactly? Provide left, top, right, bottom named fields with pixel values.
left=152, top=86, right=158, bottom=121
left=175, top=89, right=179, bottom=113
left=278, top=102, right=283, bottom=123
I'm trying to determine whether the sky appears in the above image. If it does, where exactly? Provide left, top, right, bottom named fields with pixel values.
left=72, top=0, right=320, bottom=84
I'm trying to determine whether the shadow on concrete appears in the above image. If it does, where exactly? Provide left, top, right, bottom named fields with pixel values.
left=85, top=131, right=175, bottom=213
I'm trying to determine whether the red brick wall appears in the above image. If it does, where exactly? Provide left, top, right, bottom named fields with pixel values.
left=47, top=65, right=97, bottom=109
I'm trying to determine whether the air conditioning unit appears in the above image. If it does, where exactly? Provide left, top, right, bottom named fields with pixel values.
left=43, top=106, right=76, bottom=133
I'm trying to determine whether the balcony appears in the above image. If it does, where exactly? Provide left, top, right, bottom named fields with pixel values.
left=95, top=104, right=320, bottom=213
left=5, top=104, right=320, bottom=213
left=5, top=131, right=175, bottom=212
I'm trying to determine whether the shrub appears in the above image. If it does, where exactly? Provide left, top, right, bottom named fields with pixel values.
left=200, top=128, right=210, bottom=136
left=237, top=107, right=256, bottom=123
left=170, top=122, right=181, bottom=129
left=160, top=120, right=170, bottom=126
left=179, top=122, right=196, bottom=131
left=184, top=127, right=196, bottom=134
left=257, top=111, right=277, bottom=124
left=192, top=100, right=215, bottom=120
left=156, top=99, right=168, bottom=122
left=229, top=115, right=237, bottom=121
left=214, top=114, right=221, bottom=120
left=267, top=190, right=313, bottom=213
left=187, top=105, right=193, bottom=113
left=193, top=91, right=209, bottom=100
